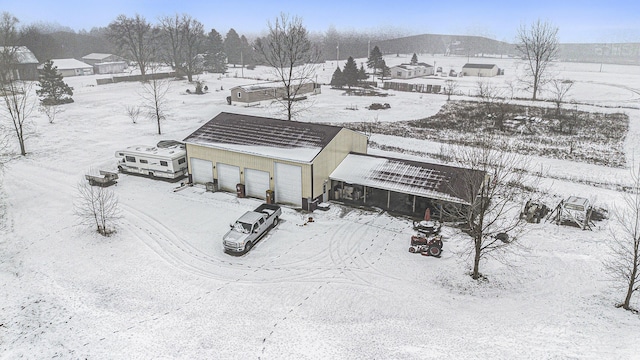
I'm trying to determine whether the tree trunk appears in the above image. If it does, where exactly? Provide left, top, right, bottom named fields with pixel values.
left=472, top=236, right=482, bottom=279
left=623, top=257, right=638, bottom=310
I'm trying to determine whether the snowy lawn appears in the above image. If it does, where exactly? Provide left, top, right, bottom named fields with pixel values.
left=2, top=57, right=640, bottom=359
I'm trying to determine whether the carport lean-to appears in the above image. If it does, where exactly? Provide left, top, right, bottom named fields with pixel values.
left=329, top=153, right=486, bottom=218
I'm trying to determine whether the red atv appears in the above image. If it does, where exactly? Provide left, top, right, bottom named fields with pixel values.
left=409, top=234, right=443, bottom=257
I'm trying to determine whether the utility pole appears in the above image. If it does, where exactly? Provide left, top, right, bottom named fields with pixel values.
left=241, top=51, right=244, bottom=78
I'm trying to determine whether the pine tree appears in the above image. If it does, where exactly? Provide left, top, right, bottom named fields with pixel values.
left=36, top=60, right=73, bottom=105
left=367, top=46, right=383, bottom=77
left=411, top=53, right=418, bottom=65
left=342, top=56, right=359, bottom=88
left=358, top=64, right=368, bottom=82
left=330, top=66, right=345, bottom=88
left=379, top=59, right=391, bottom=82
left=224, top=28, right=242, bottom=67
left=204, top=28, right=227, bottom=73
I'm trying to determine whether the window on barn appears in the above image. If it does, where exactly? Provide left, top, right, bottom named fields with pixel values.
left=237, top=92, right=241, bottom=98
left=160, top=161, right=168, bottom=166
left=125, top=156, right=136, bottom=162
left=397, top=71, right=402, bottom=76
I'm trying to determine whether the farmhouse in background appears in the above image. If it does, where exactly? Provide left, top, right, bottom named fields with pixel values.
left=229, top=80, right=321, bottom=104
left=0, top=46, right=39, bottom=81
left=82, top=53, right=128, bottom=74
left=183, top=112, right=486, bottom=216
left=462, top=63, right=500, bottom=77
left=43, top=59, right=94, bottom=77
left=389, top=62, right=434, bottom=79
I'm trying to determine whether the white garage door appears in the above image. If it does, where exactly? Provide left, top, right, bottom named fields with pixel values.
left=217, top=163, right=240, bottom=191
left=191, top=158, right=213, bottom=185
left=274, top=162, right=302, bottom=207
left=245, top=168, right=270, bottom=199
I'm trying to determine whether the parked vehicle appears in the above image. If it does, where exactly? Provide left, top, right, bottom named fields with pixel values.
left=85, top=170, right=118, bottom=187
left=223, top=204, right=282, bottom=254
left=115, top=144, right=187, bottom=180
left=409, top=234, right=443, bottom=257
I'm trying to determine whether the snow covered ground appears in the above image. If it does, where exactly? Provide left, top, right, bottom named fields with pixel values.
left=2, top=56, right=640, bottom=359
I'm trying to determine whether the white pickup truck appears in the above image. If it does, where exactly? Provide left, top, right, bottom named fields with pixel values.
left=223, top=203, right=282, bottom=254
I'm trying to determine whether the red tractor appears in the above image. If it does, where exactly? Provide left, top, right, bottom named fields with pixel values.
left=409, top=234, right=443, bottom=257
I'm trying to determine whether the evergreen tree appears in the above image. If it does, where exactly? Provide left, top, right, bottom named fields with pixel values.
left=342, top=56, right=359, bottom=88
left=411, top=53, right=418, bottom=65
left=379, top=59, right=391, bottom=82
left=204, top=28, right=227, bottom=73
left=330, top=66, right=345, bottom=88
left=358, top=64, right=368, bottom=81
left=367, top=45, right=383, bottom=77
left=224, top=28, right=242, bottom=66
left=36, top=60, right=73, bottom=105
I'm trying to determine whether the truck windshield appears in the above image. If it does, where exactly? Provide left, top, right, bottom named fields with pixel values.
left=234, top=222, right=252, bottom=234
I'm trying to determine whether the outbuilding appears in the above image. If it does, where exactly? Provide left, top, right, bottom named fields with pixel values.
left=82, top=53, right=128, bottom=74
left=329, top=153, right=486, bottom=218
left=0, top=46, right=39, bottom=80
left=462, top=63, right=499, bottom=77
left=45, top=59, right=94, bottom=77
left=183, top=112, right=368, bottom=209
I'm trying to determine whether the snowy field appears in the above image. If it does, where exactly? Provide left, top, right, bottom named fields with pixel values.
left=2, top=55, right=640, bottom=359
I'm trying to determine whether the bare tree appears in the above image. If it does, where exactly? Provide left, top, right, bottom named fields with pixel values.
left=516, top=19, right=559, bottom=101
left=0, top=12, right=20, bottom=83
left=74, top=179, right=120, bottom=236
left=107, top=14, right=157, bottom=77
left=443, top=79, right=458, bottom=101
left=0, top=80, right=35, bottom=155
left=548, top=78, right=574, bottom=115
left=124, top=104, right=141, bottom=124
left=476, top=80, right=511, bottom=131
left=605, top=164, right=640, bottom=311
left=39, top=103, right=63, bottom=124
left=178, top=15, right=205, bottom=82
left=254, top=13, right=320, bottom=120
left=440, top=137, right=533, bottom=280
left=139, top=67, right=170, bottom=135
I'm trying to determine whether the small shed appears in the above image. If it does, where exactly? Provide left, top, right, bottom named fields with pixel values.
left=462, top=63, right=499, bottom=77
left=390, top=62, right=434, bottom=79
left=81, top=53, right=126, bottom=65
left=45, top=59, right=94, bottom=77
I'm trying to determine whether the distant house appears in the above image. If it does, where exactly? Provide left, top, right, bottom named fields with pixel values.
left=44, top=59, right=94, bottom=77
left=230, top=80, right=321, bottom=103
left=0, top=46, right=39, bottom=81
left=462, top=63, right=499, bottom=77
left=390, top=62, right=434, bottom=79
left=82, top=53, right=128, bottom=74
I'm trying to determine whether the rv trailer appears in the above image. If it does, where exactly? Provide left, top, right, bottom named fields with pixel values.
left=116, top=144, right=188, bottom=180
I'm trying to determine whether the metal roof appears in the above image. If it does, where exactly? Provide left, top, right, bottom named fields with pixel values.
left=48, top=58, right=93, bottom=70
left=462, top=63, right=498, bottom=69
left=183, top=112, right=345, bottom=163
left=330, top=153, right=486, bottom=205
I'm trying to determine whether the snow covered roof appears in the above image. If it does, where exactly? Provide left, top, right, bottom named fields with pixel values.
left=231, top=79, right=314, bottom=92
left=462, top=63, right=498, bottom=69
left=116, top=145, right=186, bottom=159
left=392, top=63, right=433, bottom=71
left=0, top=46, right=38, bottom=64
left=183, top=112, right=344, bottom=163
left=330, top=153, right=486, bottom=205
left=82, top=53, right=115, bottom=60
left=48, top=58, right=93, bottom=70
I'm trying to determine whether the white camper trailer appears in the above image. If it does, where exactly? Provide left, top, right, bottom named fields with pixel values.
left=116, top=144, right=188, bottom=180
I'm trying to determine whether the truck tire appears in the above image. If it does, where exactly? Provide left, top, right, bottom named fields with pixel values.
left=273, top=217, right=279, bottom=227
left=244, top=241, right=253, bottom=252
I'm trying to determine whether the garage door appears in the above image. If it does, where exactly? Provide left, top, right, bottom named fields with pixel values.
left=217, top=163, right=240, bottom=191
left=274, top=162, right=302, bottom=207
left=245, top=168, right=270, bottom=199
left=191, top=158, right=213, bottom=185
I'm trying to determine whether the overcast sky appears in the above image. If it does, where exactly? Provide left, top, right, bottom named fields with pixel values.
left=3, top=0, right=639, bottom=43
